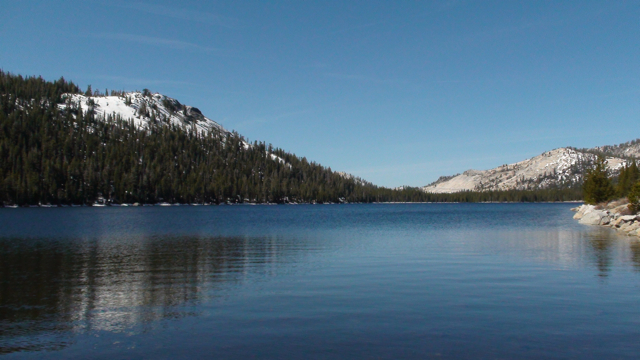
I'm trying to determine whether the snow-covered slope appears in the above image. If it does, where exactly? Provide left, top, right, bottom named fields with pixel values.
left=59, top=92, right=225, bottom=134
left=57, top=91, right=293, bottom=165
left=423, top=147, right=630, bottom=193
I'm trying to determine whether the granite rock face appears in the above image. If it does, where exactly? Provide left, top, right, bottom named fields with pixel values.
left=424, top=148, right=630, bottom=193
left=573, top=205, right=595, bottom=220
left=579, top=210, right=608, bottom=225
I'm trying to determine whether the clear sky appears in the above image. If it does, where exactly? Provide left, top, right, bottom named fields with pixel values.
left=1, top=0, right=638, bottom=187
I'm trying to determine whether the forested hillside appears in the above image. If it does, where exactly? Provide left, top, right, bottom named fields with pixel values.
left=0, top=71, right=582, bottom=206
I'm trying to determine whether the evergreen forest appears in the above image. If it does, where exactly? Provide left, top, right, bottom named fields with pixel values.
left=0, top=71, right=584, bottom=206
left=582, top=156, right=640, bottom=207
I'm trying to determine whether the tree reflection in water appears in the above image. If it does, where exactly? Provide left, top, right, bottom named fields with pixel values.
left=583, top=227, right=640, bottom=278
left=0, top=235, right=298, bottom=354
left=585, top=230, right=615, bottom=278
left=629, top=240, right=640, bottom=271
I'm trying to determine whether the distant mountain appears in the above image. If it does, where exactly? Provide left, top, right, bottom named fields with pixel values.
left=423, top=144, right=637, bottom=194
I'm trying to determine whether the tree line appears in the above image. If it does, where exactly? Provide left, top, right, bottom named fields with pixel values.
left=582, top=156, right=640, bottom=212
left=0, top=71, right=584, bottom=206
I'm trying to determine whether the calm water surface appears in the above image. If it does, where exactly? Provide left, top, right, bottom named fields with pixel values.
left=1, top=203, right=639, bottom=359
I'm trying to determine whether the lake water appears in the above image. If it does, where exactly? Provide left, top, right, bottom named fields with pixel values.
left=1, top=203, right=639, bottom=359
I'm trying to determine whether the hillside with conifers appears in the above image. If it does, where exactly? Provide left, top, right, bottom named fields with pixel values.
left=0, top=71, right=583, bottom=206
left=582, top=155, right=640, bottom=210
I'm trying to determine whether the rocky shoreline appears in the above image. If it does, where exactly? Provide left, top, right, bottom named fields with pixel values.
left=572, top=199, right=640, bottom=237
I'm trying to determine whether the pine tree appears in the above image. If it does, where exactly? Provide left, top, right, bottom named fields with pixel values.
left=617, top=161, right=639, bottom=197
left=628, top=182, right=640, bottom=214
left=583, top=156, right=615, bottom=204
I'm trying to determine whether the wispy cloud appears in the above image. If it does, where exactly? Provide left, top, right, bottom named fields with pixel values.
left=313, top=1, right=465, bottom=40
left=91, top=32, right=222, bottom=52
left=324, top=72, right=407, bottom=85
left=110, top=1, right=239, bottom=29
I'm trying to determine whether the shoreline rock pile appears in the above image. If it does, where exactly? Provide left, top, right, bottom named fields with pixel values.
left=572, top=199, right=640, bottom=237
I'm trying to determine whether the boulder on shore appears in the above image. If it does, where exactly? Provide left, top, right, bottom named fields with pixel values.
left=612, top=218, right=625, bottom=227
left=579, top=210, right=608, bottom=226
left=619, top=215, right=638, bottom=222
left=573, top=201, right=640, bottom=237
left=610, top=204, right=632, bottom=216
left=573, top=205, right=595, bottom=220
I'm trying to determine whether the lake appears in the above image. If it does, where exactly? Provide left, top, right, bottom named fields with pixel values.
left=1, top=203, right=639, bottom=359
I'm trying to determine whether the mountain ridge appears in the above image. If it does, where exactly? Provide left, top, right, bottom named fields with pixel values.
left=423, top=144, right=637, bottom=194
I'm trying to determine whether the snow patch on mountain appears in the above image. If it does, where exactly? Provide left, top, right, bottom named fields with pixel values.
left=58, top=91, right=290, bottom=166
left=59, top=92, right=225, bottom=134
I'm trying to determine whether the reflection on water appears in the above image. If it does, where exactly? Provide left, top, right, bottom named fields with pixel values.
left=631, top=241, right=640, bottom=271
left=435, top=226, right=639, bottom=279
left=585, top=229, right=616, bottom=278
left=1, top=204, right=640, bottom=359
left=0, top=235, right=299, bottom=354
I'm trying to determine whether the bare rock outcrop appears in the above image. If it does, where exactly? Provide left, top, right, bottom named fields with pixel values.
left=579, top=210, right=608, bottom=225
left=573, top=204, right=595, bottom=220
left=572, top=199, right=640, bottom=238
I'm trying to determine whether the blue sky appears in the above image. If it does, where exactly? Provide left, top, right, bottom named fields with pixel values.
left=1, top=0, right=638, bottom=187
